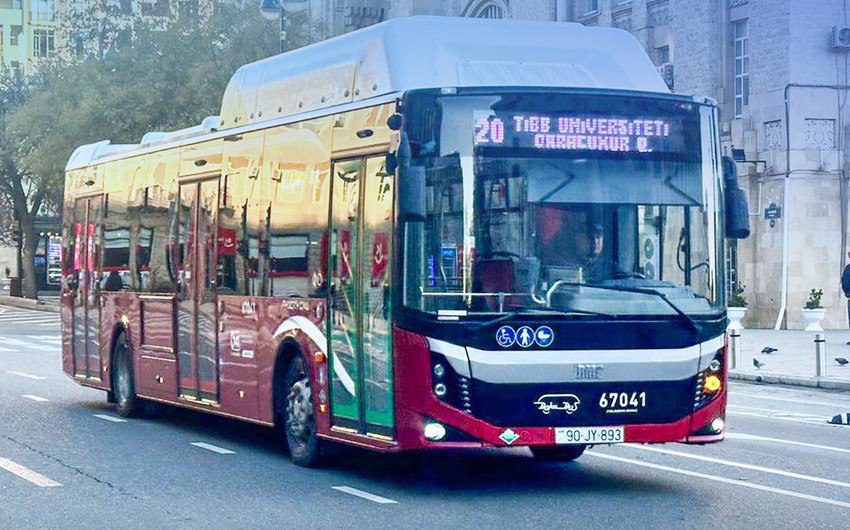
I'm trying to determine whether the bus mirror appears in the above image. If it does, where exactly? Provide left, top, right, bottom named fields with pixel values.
left=386, top=152, right=398, bottom=175
left=387, top=113, right=403, bottom=131
left=399, top=165, right=426, bottom=221
left=726, top=187, right=750, bottom=239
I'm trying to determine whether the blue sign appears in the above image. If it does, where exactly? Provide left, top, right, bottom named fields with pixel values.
left=535, top=326, right=555, bottom=348
left=516, top=326, right=535, bottom=348
left=496, top=326, right=516, bottom=348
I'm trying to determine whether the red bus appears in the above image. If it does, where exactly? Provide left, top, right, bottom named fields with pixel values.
left=62, top=17, right=749, bottom=466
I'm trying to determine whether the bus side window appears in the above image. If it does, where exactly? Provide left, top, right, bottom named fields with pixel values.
left=102, top=193, right=132, bottom=292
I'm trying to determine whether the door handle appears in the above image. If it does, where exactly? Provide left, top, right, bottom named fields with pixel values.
left=219, top=314, right=228, bottom=332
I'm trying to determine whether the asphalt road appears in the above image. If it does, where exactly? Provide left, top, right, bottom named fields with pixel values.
left=1, top=305, right=849, bottom=529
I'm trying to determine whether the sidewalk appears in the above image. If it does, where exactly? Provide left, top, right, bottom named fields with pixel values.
left=0, top=293, right=61, bottom=313
left=729, top=328, right=850, bottom=391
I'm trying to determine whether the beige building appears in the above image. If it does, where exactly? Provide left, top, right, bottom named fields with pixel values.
left=0, top=0, right=58, bottom=75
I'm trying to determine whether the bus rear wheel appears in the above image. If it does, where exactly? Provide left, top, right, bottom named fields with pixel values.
left=283, top=356, right=322, bottom=467
left=112, top=332, right=140, bottom=418
left=530, top=445, right=587, bottom=462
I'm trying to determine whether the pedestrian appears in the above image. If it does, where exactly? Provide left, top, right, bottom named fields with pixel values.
left=842, top=251, right=850, bottom=344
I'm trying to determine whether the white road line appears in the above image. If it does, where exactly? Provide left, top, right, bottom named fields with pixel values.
left=732, top=392, right=850, bottom=409
left=728, top=410, right=833, bottom=426
left=26, top=335, right=61, bottom=341
left=93, top=414, right=127, bottom=423
left=22, top=395, right=49, bottom=402
left=625, top=444, right=850, bottom=489
left=0, top=337, right=57, bottom=352
left=332, top=486, right=398, bottom=504
left=0, top=458, right=62, bottom=488
left=586, top=451, right=850, bottom=510
left=190, top=442, right=235, bottom=454
left=728, top=433, right=850, bottom=455
left=6, top=371, right=47, bottom=380
left=728, top=405, right=826, bottom=421
left=0, top=316, right=60, bottom=323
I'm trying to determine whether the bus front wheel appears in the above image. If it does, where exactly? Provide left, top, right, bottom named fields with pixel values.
left=112, top=332, right=140, bottom=418
left=530, top=445, right=587, bottom=462
left=282, top=356, right=322, bottom=467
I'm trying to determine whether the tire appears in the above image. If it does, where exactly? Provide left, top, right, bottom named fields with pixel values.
left=112, top=332, right=140, bottom=418
left=281, top=356, right=322, bottom=467
left=530, top=445, right=587, bottom=462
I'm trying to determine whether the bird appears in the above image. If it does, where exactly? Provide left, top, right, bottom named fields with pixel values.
left=761, top=347, right=778, bottom=355
left=753, top=358, right=766, bottom=369
left=836, top=357, right=849, bottom=366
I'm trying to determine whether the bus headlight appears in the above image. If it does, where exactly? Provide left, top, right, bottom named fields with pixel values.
left=710, top=417, right=725, bottom=433
left=424, top=422, right=447, bottom=441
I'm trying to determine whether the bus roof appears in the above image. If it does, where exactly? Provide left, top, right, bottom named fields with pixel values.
left=67, top=16, right=669, bottom=171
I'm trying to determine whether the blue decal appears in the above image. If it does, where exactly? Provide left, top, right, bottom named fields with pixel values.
left=496, top=326, right=516, bottom=348
left=535, top=326, right=555, bottom=348
left=516, top=326, right=535, bottom=348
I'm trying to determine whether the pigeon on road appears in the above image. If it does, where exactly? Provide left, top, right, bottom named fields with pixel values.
left=761, top=347, right=778, bottom=355
left=753, top=358, right=766, bottom=369
left=836, top=357, right=849, bottom=366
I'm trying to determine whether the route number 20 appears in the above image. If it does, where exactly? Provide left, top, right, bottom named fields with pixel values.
left=474, top=117, right=505, bottom=145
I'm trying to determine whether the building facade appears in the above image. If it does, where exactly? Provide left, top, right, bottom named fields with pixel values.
left=0, top=0, right=58, bottom=75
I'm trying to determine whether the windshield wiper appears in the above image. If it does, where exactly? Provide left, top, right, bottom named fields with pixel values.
left=480, top=305, right=615, bottom=329
left=543, top=281, right=703, bottom=334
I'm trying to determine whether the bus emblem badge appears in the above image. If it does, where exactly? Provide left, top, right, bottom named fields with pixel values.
left=496, top=326, right=516, bottom=348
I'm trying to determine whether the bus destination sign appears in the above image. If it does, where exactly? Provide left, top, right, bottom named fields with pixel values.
left=474, top=113, right=678, bottom=154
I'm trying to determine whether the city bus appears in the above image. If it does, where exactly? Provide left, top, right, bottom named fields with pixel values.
left=62, top=16, right=749, bottom=466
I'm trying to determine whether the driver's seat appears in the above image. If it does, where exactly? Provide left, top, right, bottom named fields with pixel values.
left=472, top=259, right=516, bottom=311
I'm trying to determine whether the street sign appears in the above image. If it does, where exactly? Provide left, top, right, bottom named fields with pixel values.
left=764, top=204, right=781, bottom=220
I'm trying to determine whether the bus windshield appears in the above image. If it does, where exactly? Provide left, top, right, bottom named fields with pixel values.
left=401, top=90, right=724, bottom=318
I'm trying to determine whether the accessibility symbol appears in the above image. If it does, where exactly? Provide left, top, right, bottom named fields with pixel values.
left=516, top=326, right=535, bottom=348
left=495, top=326, right=516, bottom=348
left=535, top=326, right=555, bottom=348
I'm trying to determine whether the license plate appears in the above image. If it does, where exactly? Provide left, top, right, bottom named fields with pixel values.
left=555, top=426, right=624, bottom=445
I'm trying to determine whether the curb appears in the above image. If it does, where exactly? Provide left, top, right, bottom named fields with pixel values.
left=729, top=370, right=850, bottom=391
left=0, top=296, right=60, bottom=313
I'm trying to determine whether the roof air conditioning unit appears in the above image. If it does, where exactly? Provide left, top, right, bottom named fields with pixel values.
left=657, top=63, right=674, bottom=89
left=832, top=26, right=850, bottom=50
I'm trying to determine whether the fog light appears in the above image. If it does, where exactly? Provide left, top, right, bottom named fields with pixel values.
left=711, top=417, right=725, bottom=433
left=424, top=422, right=447, bottom=441
left=704, top=374, right=722, bottom=393
left=709, top=359, right=721, bottom=372
left=433, top=363, right=445, bottom=378
left=434, top=383, right=447, bottom=397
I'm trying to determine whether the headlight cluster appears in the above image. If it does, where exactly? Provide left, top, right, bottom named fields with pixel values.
left=694, top=349, right=724, bottom=410
left=431, top=353, right=473, bottom=414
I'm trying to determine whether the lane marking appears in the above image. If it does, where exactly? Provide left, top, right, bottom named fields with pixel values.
left=6, top=371, right=47, bottom=380
left=586, top=451, right=850, bottom=510
left=732, top=392, right=850, bottom=409
left=23, top=395, right=49, bottom=402
left=190, top=442, right=235, bottom=454
left=728, top=410, right=834, bottom=426
left=0, top=458, right=62, bottom=488
left=332, top=486, right=398, bottom=504
left=0, top=337, right=57, bottom=352
left=728, top=406, right=826, bottom=421
left=728, top=433, right=850, bottom=455
left=26, top=335, right=61, bottom=341
left=93, top=414, right=127, bottom=423
left=625, top=444, right=850, bottom=489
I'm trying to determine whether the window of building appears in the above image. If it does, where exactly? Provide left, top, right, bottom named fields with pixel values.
left=141, top=0, right=169, bottom=17
left=476, top=4, right=504, bottom=19
left=32, top=0, right=54, bottom=22
left=10, top=25, right=22, bottom=46
left=733, top=19, right=749, bottom=118
left=13, top=0, right=21, bottom=8
left=584, top=0, right=599, bottom=14
left=32, top=29, right=54, bottom=59
left=656, top=45, right=670, bottom=65
left=10, top=61, right=21, bottom=77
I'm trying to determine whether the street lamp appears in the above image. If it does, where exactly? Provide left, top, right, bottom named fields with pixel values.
left=259, top=0, right=308, bottom=53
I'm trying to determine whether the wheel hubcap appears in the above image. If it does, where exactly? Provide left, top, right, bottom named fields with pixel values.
left=286, top=376, right=314, bottom=448
left=116, top=346, right=130, bottom=406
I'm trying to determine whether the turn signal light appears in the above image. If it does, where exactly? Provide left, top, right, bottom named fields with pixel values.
left=314, top=352, right=326, bottom=364
left=704, top=374, right=722, bottom=393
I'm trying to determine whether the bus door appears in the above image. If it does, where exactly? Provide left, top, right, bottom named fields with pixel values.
left=328, top=156, right=395, bottom=437
left=175, top=177, right=221, bottom=403
left=71, top=196, right=104, bottom=380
